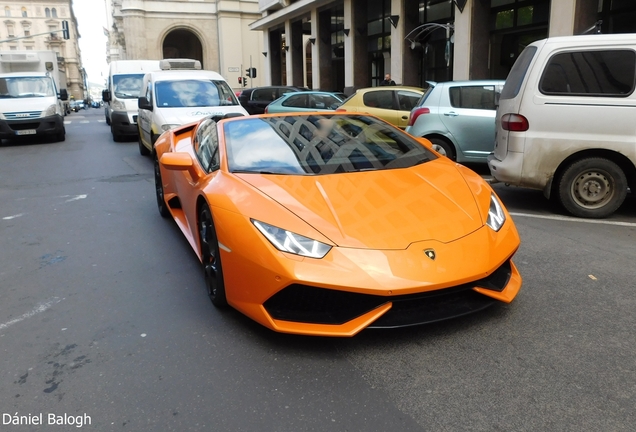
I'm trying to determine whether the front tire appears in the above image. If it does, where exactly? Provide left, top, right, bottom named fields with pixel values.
left=154, top=156, right=170, bottom=218
left=428, top=137, right=455, bottom=160
left=111, top=125, right=122, bottom=142
left=138, top=127, right=150, bottom=156
left=198, top=204, right=227, bottom=307
left=557, top=157, right=627, bottom=218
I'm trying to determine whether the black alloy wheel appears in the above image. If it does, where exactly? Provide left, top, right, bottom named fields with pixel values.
left=154, top=157, right=170, bottom=218
left=198, top=204, right=227, bottom=307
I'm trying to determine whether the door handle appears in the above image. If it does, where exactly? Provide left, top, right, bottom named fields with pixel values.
left=401, top=115, right=408, bottom=119
left=443, top=112, right=459, bottom=117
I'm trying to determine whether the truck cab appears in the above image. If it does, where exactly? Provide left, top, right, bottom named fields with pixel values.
left=136, top=59, right=248, bottom=156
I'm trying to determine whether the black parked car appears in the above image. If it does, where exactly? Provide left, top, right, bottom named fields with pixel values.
left=237, top=86, right=307, bottom=115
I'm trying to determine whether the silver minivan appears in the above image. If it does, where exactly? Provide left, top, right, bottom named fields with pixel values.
left=489, top=34, right=636, bottom=218
left=405, top=80, right=504, bottom=163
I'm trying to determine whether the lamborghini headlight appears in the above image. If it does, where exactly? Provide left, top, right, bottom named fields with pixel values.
left=252, top=220, right=332, bottom=259
left=486, top=193, right=506, bottom=232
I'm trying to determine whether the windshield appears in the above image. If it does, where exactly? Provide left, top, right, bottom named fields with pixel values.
left=113, top=74, right=144, bottom=98
left=0, top=77, right=55, bottom=98
left=155, top=79, right=240, bottom=108
left=224, top=114, right=437, bottom=175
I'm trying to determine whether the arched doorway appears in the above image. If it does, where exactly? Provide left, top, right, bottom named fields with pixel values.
left=163, top=29, right=204, bottom=68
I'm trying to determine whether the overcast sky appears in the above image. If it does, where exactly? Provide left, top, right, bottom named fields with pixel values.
left=72, top=0, right=109, bottom=85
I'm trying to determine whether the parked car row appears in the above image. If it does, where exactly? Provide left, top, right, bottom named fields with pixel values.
left=116, top=33, right=636, bottom=221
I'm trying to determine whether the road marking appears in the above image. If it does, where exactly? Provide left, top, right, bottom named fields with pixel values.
left=2, top=213, right=24, bottom=220
left=64, top=121, right=71, bottom=125
left=509, top=212, right=636, bottom=227
left=0, top=298, right=62, bottom=330
left=97, top=119, right=105, bottom=123
left=80, top=120, right=90, bottom=124
left=65, top=194, right=87, bottom=202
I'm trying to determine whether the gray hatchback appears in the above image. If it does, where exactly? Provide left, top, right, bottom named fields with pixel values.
left=405, top=80, right=504, bottom=163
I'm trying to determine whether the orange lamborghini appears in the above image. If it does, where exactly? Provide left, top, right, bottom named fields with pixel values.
left=153, top=112, right=522, bottom=337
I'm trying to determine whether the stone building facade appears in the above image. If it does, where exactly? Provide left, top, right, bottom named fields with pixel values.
left=249, top=0, right=636, bottom=94
left=106, top=0, right=265, bottom=90
left=0, top=0, right=85, bottom=101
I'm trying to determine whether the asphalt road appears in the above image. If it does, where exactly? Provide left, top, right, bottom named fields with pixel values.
left=1, top=109, right=635, bottom=431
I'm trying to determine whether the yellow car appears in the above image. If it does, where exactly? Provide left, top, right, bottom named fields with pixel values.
left=154, top=112, right=522, bottom=337
left=338, top=86, right=425, bottom=128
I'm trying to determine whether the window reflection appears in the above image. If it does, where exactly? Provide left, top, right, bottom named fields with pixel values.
left=224, top=115, right=435, bottom=175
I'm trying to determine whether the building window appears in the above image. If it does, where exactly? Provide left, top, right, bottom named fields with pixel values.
left=491, top=0, right=549, bottom=31
left=5, top=6, right=10, bottom=17
left=52, top=8, right=57, bottom=18
left=489, top=0, right=549, bottom=79
left=331, top=4, right=344, bottom=59
left=416, top=0, right=454, bottom=83
left=21, top=7, right=27, bottom=17
left=24, top=28, right=30, bottom=36
left=7, top=24, right=15, bottom=37
left=598, top=0, right=636, bottom=33
left=45, top=8, right=50, bottom=17
left=368, top=0, right=392, bottom=87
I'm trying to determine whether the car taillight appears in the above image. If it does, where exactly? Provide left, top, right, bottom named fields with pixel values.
left=501, top=113, right=529, bottom=132
left=264, top=106, right=268, bottom=114
left=408, top=107, right=430, bottom=127
left=335, top=108, right=347, bottom=112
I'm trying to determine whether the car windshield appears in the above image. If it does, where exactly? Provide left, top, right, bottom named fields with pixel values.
left=155, top=79, right=239, bottom=108
left=0, top=77, right=55, bottom=98
left=113, top=74, right=144, bottom=98
left=224, top=114, right=436, bottom=175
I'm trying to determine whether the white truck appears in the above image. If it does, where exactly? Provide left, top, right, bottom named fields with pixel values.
left=102, top=60, right=161, bottom=142
left=0, top=50, right=68, bottom=142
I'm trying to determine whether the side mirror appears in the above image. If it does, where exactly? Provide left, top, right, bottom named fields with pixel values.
left=102, top=89, right=111, bottom=102
left=138, top=96, right=152, bottom=111
left=59, top=89, right=68, bottom=101
left=160, top=152, right=201, bottom=180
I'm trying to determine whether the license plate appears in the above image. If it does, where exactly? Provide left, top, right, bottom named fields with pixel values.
left=16, top=129, right=36, bottom=135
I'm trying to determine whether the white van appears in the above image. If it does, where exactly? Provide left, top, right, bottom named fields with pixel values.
left=136, top=59, right=248, bottom=156
left=489, top=34, right=636, bottom=218
left=0, top=51, right=68, bottom=142
left=103, top=60, right=160, bottom=141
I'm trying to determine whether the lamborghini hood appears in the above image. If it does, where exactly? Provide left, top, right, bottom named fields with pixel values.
left=236, top=161, right=484, bottom=249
